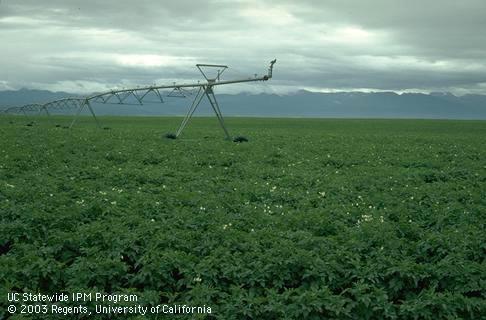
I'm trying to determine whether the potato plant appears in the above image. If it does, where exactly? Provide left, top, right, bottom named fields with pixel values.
left=0, top=116, right=485, bottom=319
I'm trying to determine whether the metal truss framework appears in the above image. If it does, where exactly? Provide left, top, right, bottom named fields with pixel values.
left=4, top=59, right=277, bottom=139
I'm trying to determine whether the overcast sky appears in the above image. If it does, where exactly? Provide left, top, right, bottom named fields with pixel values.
left=1, top=0, right=485, bottom=95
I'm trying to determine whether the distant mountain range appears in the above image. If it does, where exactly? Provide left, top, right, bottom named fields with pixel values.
left=1, top=88, right=486, bottom=119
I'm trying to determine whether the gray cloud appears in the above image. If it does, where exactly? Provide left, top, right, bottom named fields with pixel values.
left=0, top=0, right=485, bottom=95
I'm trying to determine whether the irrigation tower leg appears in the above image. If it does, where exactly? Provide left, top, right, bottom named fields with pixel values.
left=69, top=101, right=86, bottom=129
left=175, top=86, right=205, bottom=137
left=86, top=100, right=101, bottom=129
left=22, top=109, right=34, bottom=124
left=41, top=106, right=53, bottom=126
left=205, top=87, right=231, bottom=140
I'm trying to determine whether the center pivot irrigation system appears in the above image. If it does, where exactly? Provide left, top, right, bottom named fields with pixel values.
left=3, top=59, right=277, bottom=140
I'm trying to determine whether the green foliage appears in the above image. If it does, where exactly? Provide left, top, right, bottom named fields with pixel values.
left=0, top=116, right=485, bottom=319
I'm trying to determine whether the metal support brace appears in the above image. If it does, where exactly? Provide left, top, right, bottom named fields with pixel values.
left=154, top=89, right=164, bottom=103
left=22, top=108, right=35, bottom=125
left=132, top=91, right=143, bottom=104
left=39, top=106, right=52, bottom=125
left=205, top=87, right=231, bottom=140
left=69, top=102, right=86, bottom=129
left=104, top=93, right=115, bottom=104
left=114, top=92, right=124, bottom=103
left=176, top=86, right=205, bottom=137
left=140, top=89, right=152, bottom=100
left=69, top=100, right=100, bottom=128
left=86, top=100, right=101, bottom=128
left=175, top=86, right=231, bottom=140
